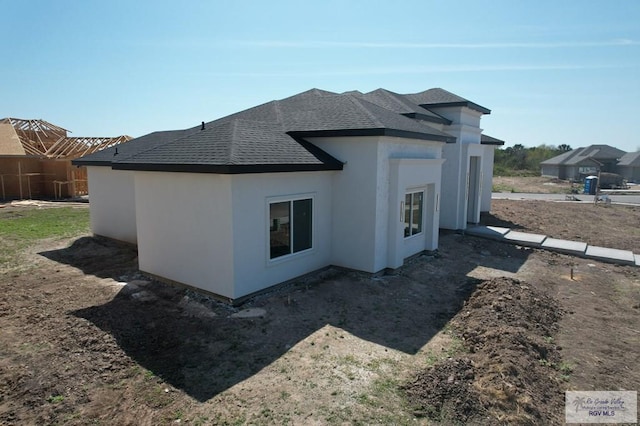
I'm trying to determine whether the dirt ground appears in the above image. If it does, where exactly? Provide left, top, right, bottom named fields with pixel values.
left=493, top=176, right=582, bottom=194
left=484, top=199, right=640, bottom=253
left=1, top=202, right=639, bottom=425
left=492, top=176, right=576, bottom=194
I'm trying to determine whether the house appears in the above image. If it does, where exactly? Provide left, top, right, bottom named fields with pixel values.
left=0, top=118, right=130, bottom=199
left=73, top=88, right=503, bottom=303
left=617, top=152, right=640, bottom=183
left=540, top=144, right=626, bottom=181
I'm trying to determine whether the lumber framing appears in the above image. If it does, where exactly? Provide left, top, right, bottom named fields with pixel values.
left=0, top=117, right=130, bottom=200
left=0, top=118, right=130, bottom=160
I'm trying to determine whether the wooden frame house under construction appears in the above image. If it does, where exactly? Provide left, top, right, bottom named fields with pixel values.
left=0, top=118, right=130, bottom=200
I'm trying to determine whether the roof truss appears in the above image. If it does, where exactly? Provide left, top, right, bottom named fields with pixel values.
left=1, top=117, right=130, bottom=159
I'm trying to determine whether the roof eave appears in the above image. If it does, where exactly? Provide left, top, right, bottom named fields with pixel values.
left=288, top=128, right=456, bottom=143
left=111, top=162, right=344, bottom=174
left=480, top=139, right=505, bottom=146
left=401, top=112, right=452, bottom=125
left=71, top=159, right=113, bottom=167
left=419, top=101, right=491, bottom=115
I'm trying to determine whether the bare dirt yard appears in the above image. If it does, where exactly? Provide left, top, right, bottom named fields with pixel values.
left=1, top=201, right=639, bottom=425
left=485, top=200, right=640, bottom=253
left=492, top=176, right=576, bottom=194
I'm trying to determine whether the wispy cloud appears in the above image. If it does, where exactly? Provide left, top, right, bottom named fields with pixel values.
left=201, top=63, right=629, bottom=78
left=231, top=39, right=639, bottom=49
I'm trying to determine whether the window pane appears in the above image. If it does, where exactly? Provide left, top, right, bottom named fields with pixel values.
left=270, top=201, right=290, bottom=259
left=404, top=194, right=411, bottom=238
left=412, top=191, right=423, bottom=235
left=293, top=199, right=312, bottom=253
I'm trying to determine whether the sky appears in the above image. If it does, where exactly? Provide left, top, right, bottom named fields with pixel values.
left=1, top=1, right=639, bottom=152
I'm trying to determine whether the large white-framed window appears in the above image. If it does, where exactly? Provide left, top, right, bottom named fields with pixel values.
left=269, top=197, right=313, bottom=260
left=404, top=191, right=424, bottom=238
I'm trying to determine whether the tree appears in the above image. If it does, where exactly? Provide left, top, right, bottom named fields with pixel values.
left=493, top=143, right=573, bottom=176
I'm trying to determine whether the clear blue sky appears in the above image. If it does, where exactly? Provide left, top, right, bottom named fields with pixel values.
left=2, top=1, right=639, bottom=151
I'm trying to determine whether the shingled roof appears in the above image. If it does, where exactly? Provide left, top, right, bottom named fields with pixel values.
left=480, top=134, right=505, bottom=145
left=404, top=88, right=491, bottom=114
left=74, top=87, right=481, bottom=174
left=112, top=120, right=343, bottom=174
left=617, top=151, right=640, bottom=167
left=354, top=89, right=451, bottom=124
left=541, top=145, right=626, bottom=166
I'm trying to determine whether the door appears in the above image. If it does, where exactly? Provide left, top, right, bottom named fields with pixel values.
left=467, top=156, right=481, bottom=223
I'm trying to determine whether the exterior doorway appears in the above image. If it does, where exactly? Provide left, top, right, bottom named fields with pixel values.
left=467, top=156, right=481, bottom=224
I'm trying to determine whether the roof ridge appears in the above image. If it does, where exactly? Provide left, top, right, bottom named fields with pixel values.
left=346, top=96, right=384, bottom=128
left=274, top=100, right=283, bottom=123
left=228, top=119, right=239, bottom=165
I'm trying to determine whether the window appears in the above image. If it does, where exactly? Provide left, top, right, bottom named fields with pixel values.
left=270, top=198, right=312, bottom=259
left=404, top=191, right=423, bottom=238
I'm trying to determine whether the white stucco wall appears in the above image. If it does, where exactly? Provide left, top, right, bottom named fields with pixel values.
left=481, top=145, right=495, bottom=212
left=310, top=135, right=444, bottom=273
left=429, top=106, right=483, bottom=129
left=439, top=143, right=464, bottom=230
left=377, top=138, right=442, bottom=271
left=466, top=144, right=485, bottom=224
left=134, top=172, right=236, bottom=299
left=229, top=172, right=334, bottom=299
left=86, top=166, right=137, bottom=244
left=308, top=136, right=381, bottom=272
left=437, top=106, right=486, bottom=230
left=387, top=159, right=444, bottom=269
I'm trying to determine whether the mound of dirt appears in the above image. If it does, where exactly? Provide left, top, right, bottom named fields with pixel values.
left=404, top=277, right=566, bottom=425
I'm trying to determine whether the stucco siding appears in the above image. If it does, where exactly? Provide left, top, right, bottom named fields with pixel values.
left=387, top=159, right=443, bottom=269
left=134, top=172, right=235, bottom=299
left=429, top=106, right=482, bottom=129
left=439, top=115, right=484, bottom=229
left=311, top=135, right=446, bottom=273
left=481, top=145, right=495, bottom=212
left=309, top=136, right=381, bottom=272
left=439, top=143, right=464, bottom=230
left=377, top=138, right=443, bottom=271
left=87, top=166, right=137, bottom=244
left=229, top=172, right=334, bottom=299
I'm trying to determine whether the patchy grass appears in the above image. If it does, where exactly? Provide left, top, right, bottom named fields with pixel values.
left=492, top=184, right=515, bottom=193
left=0, top=207, right=89, bottom=268
left=0, top=207, right=89, bottom=241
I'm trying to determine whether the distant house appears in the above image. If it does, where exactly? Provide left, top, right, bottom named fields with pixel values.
left=540, top=144, right=626, bottom=180
left=617, top=152, right=640, bottom=183
left=73, top=88, right=504, bottom=303
left=0, top=118, right=130, bottom=199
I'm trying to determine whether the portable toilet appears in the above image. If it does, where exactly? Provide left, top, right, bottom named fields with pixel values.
left=584, top=176, right=598, bottom=195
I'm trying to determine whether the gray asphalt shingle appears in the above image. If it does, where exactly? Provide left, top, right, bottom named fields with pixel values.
left=74, top=87, right=484, bottom=173
left=404, top=88, right=491, bottom=114
left=618, top=151, right=640, bottom=167
left=541, top=145, right=626, bottom=166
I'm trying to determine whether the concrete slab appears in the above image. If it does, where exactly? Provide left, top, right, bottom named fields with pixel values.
left=465, top=226, right=510, bottom=240
left=503, top=231, right=547, bottom=247
left=541, top=238, right=587, bottom=255
left=584, top=246, right=636, bottom=266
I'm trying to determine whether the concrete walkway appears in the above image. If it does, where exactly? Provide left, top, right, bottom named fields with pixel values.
left=492, top=192, right=640, bottom=205
left=466, top=225, right=640, bottom=267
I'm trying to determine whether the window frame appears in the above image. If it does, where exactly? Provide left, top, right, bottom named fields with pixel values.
left=403, top=190, right=424, bottom=239
left=267, top=194, right=315, bottom=262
